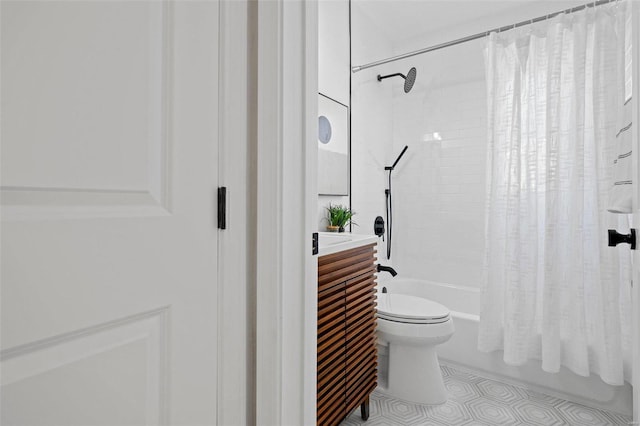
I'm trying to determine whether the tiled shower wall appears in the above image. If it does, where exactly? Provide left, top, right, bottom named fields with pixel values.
left=390, top=40, right=488, bottom=288
left=350, top=5, right=394, bottom=254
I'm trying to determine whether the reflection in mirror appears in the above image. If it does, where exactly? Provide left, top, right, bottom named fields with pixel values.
left=319, top=116, right=332, bottom=144
left=318, top=94, right=348, bottom=195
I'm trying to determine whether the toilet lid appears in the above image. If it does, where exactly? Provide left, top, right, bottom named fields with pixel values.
left=377, top=293, right=450, bottom=324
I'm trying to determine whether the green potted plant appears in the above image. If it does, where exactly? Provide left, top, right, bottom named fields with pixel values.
left=326, top=204, right=356, bottom=233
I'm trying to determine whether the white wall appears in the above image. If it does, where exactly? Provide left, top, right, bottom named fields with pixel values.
left=350, top=4, right=394, bottom=256
left=391, top=40, right=486, bottom=287
left=318, top=0, right=350, bottom=230
left=319, top=0, right=349, bottom=106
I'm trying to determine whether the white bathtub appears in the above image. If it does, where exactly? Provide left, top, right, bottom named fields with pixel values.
left=378, top=277, right=632, bottom=416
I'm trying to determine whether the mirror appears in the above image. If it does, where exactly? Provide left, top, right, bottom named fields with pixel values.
left=318, top=93, right=349, bottom=195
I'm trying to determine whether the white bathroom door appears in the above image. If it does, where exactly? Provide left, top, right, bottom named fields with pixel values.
left=1, top=1, right=221, bottom=425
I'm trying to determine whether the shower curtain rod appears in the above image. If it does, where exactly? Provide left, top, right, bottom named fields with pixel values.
left=351, top=0, right=617, bottom=73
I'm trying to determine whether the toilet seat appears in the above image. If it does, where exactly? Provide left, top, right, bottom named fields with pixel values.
left=378, top=293, right=450, bottom=324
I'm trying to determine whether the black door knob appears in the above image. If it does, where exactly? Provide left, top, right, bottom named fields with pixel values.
left=608, top=229, right=636, bottom=250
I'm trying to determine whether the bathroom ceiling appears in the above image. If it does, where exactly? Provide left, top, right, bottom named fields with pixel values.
left=352, top=0, right=589, bottom=46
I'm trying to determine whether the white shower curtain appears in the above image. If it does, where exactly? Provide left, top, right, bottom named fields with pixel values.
left=479, top=2, right=632, bottom=385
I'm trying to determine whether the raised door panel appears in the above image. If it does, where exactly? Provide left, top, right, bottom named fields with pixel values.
left=1, top=309, right=168, bottom=425
left=1, top=1, right=169, bottom=219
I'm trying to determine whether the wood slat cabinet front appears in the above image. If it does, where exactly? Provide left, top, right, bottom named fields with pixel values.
left=317, top=243, right=377, bottom=426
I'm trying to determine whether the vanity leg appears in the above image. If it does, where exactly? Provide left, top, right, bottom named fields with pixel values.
left=360, top=397, right=370, bottom=421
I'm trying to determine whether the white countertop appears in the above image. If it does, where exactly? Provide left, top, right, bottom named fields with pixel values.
left=317, top=232, right=378, bottom=256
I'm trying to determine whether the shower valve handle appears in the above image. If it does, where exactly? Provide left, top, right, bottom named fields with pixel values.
left=608, top=229, right=636, bottom=250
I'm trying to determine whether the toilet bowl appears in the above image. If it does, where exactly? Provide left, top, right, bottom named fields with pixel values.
left=376, top=292, right=454, bottom=405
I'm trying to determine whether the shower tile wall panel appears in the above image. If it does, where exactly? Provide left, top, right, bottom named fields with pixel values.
left=392, top=63, right=487, bottom=288
left=351, top=9, right=488, bottom=280
left=350, top=7, right=395, bottom=247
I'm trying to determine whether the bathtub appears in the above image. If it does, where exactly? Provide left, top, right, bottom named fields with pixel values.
left=377, top=277, right=633, bottom=416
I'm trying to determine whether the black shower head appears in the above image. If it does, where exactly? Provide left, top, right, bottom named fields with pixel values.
left=377, top=67, right=417, bottom=93
left=404, top=67, right=417, bottom=93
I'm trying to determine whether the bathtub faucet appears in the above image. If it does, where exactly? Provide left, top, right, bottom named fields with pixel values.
left=377, top=264, right=397, bottom=277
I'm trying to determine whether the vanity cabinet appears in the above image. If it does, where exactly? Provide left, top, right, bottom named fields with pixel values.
left=317, top=243, right=377, bottom=426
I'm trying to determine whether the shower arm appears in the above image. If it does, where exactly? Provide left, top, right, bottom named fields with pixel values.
left=377, top=73, right=406, bottom=82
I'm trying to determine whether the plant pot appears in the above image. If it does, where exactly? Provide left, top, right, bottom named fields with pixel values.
left=326, top=225, right=339, bottom=232
left=339, top=226, right=345, bottom=233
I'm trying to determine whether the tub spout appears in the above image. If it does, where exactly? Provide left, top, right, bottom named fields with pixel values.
left=377, top=264, right=397, bottom=277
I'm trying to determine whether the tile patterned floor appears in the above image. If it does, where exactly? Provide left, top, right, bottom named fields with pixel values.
left=341, top=364, right=633, bottom=426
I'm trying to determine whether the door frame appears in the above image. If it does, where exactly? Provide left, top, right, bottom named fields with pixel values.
left=217, top=1, right=254, bottom=424
left=254, top=0, right=318, bottom=425
left=632, top=0, right=640, bottom=420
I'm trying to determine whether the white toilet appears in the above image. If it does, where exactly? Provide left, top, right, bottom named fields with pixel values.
left=376, top=292, right=454, bottom=405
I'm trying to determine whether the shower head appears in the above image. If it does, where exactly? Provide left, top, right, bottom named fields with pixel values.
left=404, top=67, right=417, bottom=93
left=377, top=67, right=417, bottom=93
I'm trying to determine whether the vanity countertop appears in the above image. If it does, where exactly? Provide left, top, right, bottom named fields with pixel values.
left=317, top=232, right=378, bottom=257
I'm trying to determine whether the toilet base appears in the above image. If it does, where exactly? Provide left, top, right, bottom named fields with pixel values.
left=386, top=342, right=447, bottom=405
